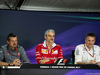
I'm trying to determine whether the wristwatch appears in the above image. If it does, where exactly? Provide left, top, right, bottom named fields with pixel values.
left=49, top=59, right=50, bottom=62
left=8, top=62, right=10, bottom=66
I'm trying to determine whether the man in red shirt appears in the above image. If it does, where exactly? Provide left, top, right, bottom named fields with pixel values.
left=36, top=29, right=63, bottom=64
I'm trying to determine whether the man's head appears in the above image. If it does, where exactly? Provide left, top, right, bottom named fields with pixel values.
left=85, top=32, right=96, bottom=49
left=44, top=29, right=55, bottom=43
left=7, top=33, right=18, bottom=49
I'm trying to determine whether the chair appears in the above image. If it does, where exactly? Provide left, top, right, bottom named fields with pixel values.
left=72, top=50, right=75, bottom=64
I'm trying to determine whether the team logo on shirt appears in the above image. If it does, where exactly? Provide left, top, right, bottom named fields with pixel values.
left=17, top=53, right=20, bottom=57
left=52, top=50, right=54, bottom=53
left=52, top=50, right=58, bottom=54
left=5, top=53, right=9, bottom=55
left=42, top=49, right=48, bottom=54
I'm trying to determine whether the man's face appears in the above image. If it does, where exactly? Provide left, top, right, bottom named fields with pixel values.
left=85, top=36, right=95, bottom=49
left=45, top=32, right=55, bottom=43
left=7, top=37, right=18, bottom=49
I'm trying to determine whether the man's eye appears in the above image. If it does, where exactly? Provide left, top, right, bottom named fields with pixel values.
left=11, top=41, right=14, bottom=42
left=48, top=35, right=51, bottom=37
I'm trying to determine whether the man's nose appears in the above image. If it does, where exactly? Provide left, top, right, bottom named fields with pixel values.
left=90, top=41, right=93, bottom=44
left=51, top=36, right=54, bottom=39
left=14, top=41, right=17, bottom=43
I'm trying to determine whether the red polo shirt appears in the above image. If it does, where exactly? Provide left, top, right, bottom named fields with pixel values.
left=36, top=41, right=63, bottom=64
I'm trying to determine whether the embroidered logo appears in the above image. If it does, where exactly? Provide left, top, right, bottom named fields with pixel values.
left=52, top=50, right=58, bottom=54
left=42, top=49, right=48, bottom=54
left=5, top=53, right=9, bottom=55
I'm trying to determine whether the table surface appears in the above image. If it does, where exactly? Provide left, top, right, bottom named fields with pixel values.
left=1, top=64, right=100, bottom=75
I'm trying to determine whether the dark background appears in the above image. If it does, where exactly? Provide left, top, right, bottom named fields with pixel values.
left=0, top=9, right=100, bottom=63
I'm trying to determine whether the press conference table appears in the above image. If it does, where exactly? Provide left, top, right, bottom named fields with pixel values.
left=1, top=64, right=100, bottom=75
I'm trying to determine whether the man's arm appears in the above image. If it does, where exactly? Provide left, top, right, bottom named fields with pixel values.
left=0, top=47, right=8, bottom=66
left=95, top=46, right=100, bottom=66
left=76, top=60, right=96, bottom=64
left=36, top=45, right=54, bottom=64
left=58, top=45, right=63, bottom=59
left=0, top=61, right=9, bottom=66
left=97, top=62, right=100, bottom=66
left=36, top=45, right=43, bottom=64
left=41, top=59, right=55, bottom=64
left=44, top=45, right=63, bottom=64
left=0, top=59, right=21, bottom=66
left=20, top=46, right=30, bottom=63
left=0, top=47, right=21, bottom=66
left=39, top=59, right=50, bottom=64
left=75, top=45, right=83, bottom=64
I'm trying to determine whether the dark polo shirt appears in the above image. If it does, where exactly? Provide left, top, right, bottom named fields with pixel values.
left=0, top=44, right=30, bottom=63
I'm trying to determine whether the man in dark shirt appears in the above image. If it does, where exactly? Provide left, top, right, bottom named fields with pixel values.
left=0, top=33, right=30, bottom=66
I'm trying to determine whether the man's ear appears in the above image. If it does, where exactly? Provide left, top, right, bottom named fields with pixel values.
left=7, top=41, right=9, bottom=44
left=85, top=38, right=86, bottom=43
left=44, top=35, right=46, bottom=39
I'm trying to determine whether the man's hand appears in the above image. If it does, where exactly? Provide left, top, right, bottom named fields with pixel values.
left=77, top=60, right=96, bottom=64
left=10, top=59, right=21, bottom=66
left=85, top=60, right=96, bottom=64
left=53, top=59, right=57, bottom=63
left=39, top=59, right=50, bottom=64
left=91, top=60, right=96, bottom=64
left=97, top=62, right=100, bottom=66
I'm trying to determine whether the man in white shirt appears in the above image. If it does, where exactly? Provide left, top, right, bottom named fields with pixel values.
left=75, top=32, right=100, bottom=66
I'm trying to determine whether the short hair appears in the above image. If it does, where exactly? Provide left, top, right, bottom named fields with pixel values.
left=7, top=33, right=17, bottom=41
left=44, top=29, right=55, bottom=36
left=85, top=32, right=96, bottom=39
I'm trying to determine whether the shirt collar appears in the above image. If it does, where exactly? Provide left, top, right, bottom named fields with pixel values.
left=7, top=45, right=16, bottom=51
left=84, top=43, right=93, bottom=51
left=43, top=40, right=56, bottom=48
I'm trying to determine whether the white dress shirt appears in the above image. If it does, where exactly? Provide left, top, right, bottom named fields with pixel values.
left=75, top=44, right=100, bottom=64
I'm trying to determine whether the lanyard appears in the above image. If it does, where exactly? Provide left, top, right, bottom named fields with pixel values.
left=84, top=44, right=94, bottom=57
left=7, top=45, right=19, bottom=57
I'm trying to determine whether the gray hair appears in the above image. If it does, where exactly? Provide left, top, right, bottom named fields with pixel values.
left=44, top=29, right=55, bottom=36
